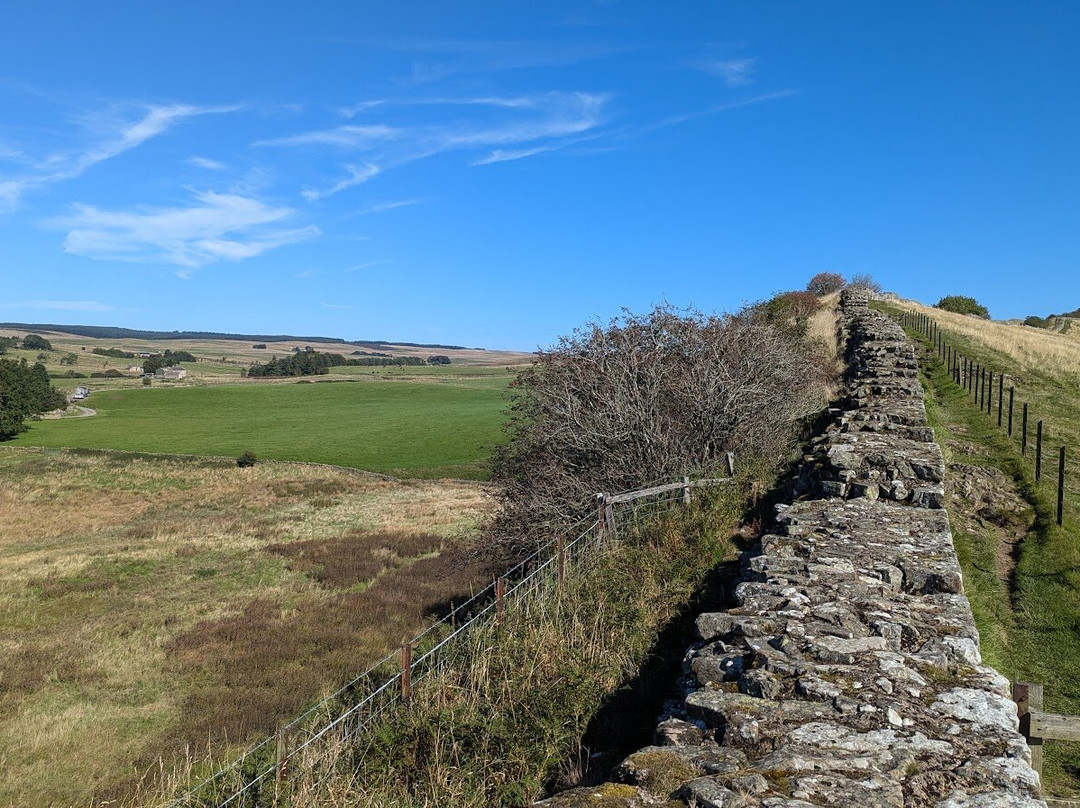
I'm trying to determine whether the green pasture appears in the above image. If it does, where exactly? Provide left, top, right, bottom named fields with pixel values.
left=13, top=377, right=510, bottom=479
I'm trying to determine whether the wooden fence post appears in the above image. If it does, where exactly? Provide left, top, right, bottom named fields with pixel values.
left=1014, top=681, right=1044, bottom=782
left=682, top=475, right=691, bottom=505
left=1009, top=387, right=1015, bottom=436
left=725, top=451, right=736, bottom=476
left=401, top=642, right=412, bottom=705
left=557, top=534, right=566, bottom=584
left=987, top=371, right=994, bottom=415
left=596, top=493, right=606, bottom=539
left=275, top=723, right=288, bottom=799
left=1058, top=447, right=1066, bottom=527
left=1022, top=404, right=1029, bottom=455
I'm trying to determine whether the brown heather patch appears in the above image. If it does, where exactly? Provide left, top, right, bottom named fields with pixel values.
left=266, top=530, right=445, bottom=588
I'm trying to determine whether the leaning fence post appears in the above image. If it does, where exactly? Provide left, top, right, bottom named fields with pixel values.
left=682, top=475, right=691, bottom=505
left=1036, top=421, right=1044, bottom=482
left=1058, top=447, right=1066, bottom=527
left=401, top=641, right=413, bottom=704
left=1013, top=681, right=1044, bottom=783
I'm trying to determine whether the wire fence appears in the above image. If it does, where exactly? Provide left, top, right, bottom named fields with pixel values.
left=898, top=309, right=1070, bottom=526
left=170, top=474, right=733, bottom=808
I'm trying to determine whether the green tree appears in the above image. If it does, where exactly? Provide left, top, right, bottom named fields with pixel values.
left=935, top=295, right=989, bottom=318
left=22, top=334, right=53, bottom=351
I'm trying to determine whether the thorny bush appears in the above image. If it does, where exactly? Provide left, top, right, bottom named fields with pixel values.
left=490, top=304, right=833, bottom=551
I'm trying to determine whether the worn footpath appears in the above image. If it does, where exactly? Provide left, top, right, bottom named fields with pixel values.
left=538, top=289, right=1045, bottom=808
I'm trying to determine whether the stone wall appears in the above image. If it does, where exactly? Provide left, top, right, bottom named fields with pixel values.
left=538, top=289, right=1045, bottom=808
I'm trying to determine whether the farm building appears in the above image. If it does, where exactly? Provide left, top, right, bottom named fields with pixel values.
left=155, top=366, right=187, bottom=380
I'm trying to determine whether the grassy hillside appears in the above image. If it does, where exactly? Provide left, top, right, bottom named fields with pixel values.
left=885, top=299, right=1080, bottom=797
left=12, top=376, right=509, bottom=479
left=0, top=449, right=497, bottom=807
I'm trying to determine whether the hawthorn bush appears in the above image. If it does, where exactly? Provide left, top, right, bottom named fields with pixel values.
left=490, top=304, right=832, bottom=549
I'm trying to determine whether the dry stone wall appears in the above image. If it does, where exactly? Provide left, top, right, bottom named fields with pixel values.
left=538, top=289, right=1044, bottom=808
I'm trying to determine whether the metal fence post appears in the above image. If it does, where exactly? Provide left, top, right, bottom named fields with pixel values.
left=1036, top=421, right=1044, bottom=482
left=1058, top=446, right=1066, bottom=527
left=998, top=377, right=1004, bottom=427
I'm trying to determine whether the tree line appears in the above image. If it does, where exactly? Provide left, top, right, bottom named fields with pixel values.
left=0, top=359, right=67, bottom=439
left=245, top=350, right=432, bottom=377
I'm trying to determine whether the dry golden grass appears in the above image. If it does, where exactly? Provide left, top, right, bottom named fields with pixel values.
left=895, top=298, right=1080, bottom=383
left=0, top=447, right=494, bottom=808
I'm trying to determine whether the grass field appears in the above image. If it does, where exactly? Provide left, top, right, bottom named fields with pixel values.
left=885, top=299, right=1080, bottom=797
left=12, top=375, right=510, bottom=479
left=0, top=449, right=499, bottom=807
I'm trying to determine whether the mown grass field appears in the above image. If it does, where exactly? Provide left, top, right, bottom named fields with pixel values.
left=0, top=449, right=499, bottom=808
left=12, top=374, right=510, bottom=479
left=885, top=300, right=1080, bottom=797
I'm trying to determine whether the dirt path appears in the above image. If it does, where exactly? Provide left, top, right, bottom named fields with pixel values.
left=40, top=405, right=97, bottom=420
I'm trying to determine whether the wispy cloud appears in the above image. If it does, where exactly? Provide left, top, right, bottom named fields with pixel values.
left=53, top=189, right=320, bottom=272
left=338, top=100, right=388, bottom=118
left=294, top=268, right=318, bottom=278
left=255, top=124, right=399, bottom=149
left=320, top=301, right=354, bottom=310
left=342, top=259, right=387, bottom=273
left=302, top=162, right=380, bottom=201
left=472, top=144, right=560, bottom=166
left=355, top=199, right=419, bottom=215
left=0, top=102, right=239, bottom=212
left=259, top=91, right=609, bottom=182
left=702, top=58, right=756, bottom=88
left=187, top=155, right=228, bottom=170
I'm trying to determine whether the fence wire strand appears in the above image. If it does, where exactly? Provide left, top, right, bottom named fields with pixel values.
left=170, top=476, right=731, bottom=808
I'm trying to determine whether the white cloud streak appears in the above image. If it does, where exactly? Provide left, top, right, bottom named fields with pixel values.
left=0, top=102, right=239, bottom=212
left=54, top=189, right=320, bottom=270
left=255, top=124, right=400, bottom=149
left=188, top=155, right=228, bottom=170
left=702, top=58, right=756, bottom=87
left=302, top=162, right=380, bottom=201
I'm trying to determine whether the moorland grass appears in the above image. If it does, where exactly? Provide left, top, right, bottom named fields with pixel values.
left=11, top=376, right=509, bottom=479
left=212, top=483, right=750, bottom=808
left=888, top=303, right=1080, bottom=796
left=0, top=449, right=496, bottom=807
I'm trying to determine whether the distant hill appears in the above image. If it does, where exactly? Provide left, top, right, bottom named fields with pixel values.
left=0, top=322, right=468, bottom=351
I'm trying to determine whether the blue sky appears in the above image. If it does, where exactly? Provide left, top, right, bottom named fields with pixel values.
left=1, top=2, right=1078, bottom=350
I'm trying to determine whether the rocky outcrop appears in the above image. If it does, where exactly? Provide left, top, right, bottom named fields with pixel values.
left=538, top=289, right=1044, bottom=808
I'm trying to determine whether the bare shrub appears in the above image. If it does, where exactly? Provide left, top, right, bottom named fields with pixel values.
left=807, top=271, right=846, bottom=296
left=848, top=272, right=882, bottom=292
left=490, top=304, right=832, bottom=549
